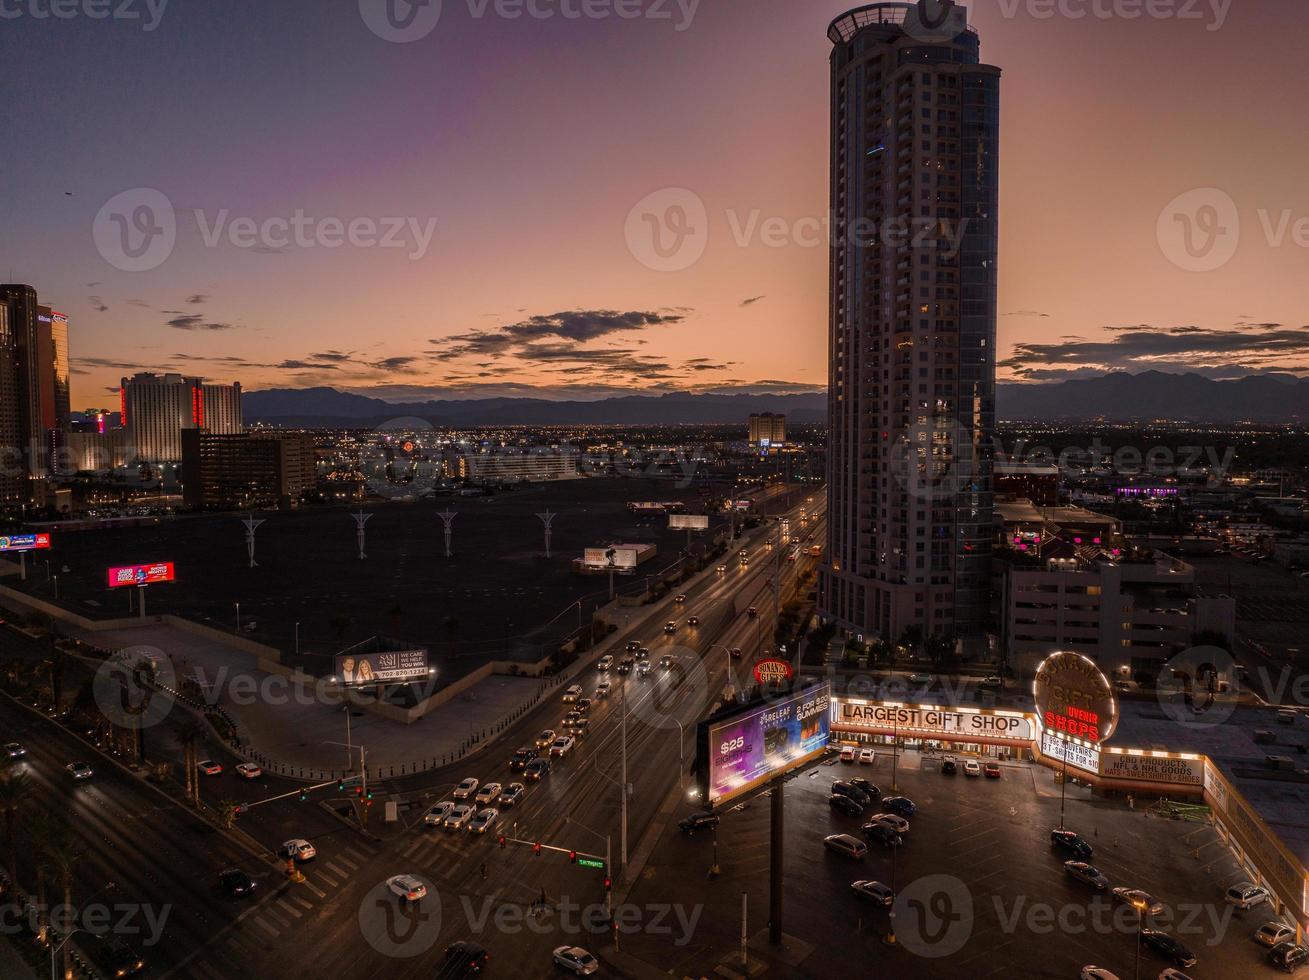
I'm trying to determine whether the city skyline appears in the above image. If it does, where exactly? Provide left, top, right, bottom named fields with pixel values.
left=5, top=0, right=1307, bottom=406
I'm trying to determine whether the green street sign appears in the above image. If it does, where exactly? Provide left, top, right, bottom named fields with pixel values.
left=577, top=858, right=606, bottom=870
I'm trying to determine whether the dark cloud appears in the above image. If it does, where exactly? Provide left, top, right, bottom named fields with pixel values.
left=187, top=294, right=210, bottom=305
left=740, top=295, right=766, bottom=307
left=164, top=312, right=237, bottom=331
left=431, top=309, right=687, bottom=361
left=1003, top=310, right=1050, bottom=317
left=88, top=295, right=108, bottom=312
left=310, top=351, right=353, bottom=363
left=278, top=359, right=339, bottom=371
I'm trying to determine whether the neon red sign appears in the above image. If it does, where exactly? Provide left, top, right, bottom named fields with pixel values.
left=753, top=658, right=794, bottom=685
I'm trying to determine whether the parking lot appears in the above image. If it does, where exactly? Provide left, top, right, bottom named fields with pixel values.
left=626, top=748, right=1292, bottom=979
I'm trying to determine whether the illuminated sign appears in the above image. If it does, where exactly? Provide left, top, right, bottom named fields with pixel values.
left=1100, top=752, right=1202, bottom=786
left=0, top=533, right=51, bottom=553
left=107, top=563, right=175, bottom=588
left=753, top=659, right=794, bottom=686
left=1040, top=729, right=1099, bottom=774
left=1033, top=651, right=1117, bottom=743
left=669, top=514, right=710, bottom=531
left=334, top=649, right=429, bottom=686
left=832, top=699, right=1033, bottom=742
left=703, top=684, right=831, bottom=808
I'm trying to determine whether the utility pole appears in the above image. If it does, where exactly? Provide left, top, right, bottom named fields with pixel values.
left=352, top=510, right=372, bottom=560
left=437, top=509, right=457, bottom=558
left=536, top=509, right=557, bottom=558
left=769, top=779, right=784, bottom=944
left=241, top=514, right=265, bottom=568
left=620, top=678, right=629, bottom=875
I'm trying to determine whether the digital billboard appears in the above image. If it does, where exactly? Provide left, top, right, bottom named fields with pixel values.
left=668, top=514, right=709, bottom=531
left=0, top=533, right=51, bottom=553
left=334, top=649, right=429, bottom=686
left=107, top=563, right=175, bottom=588
left=701, top=683, right=831, bottom=808
left=1033, top=651, right=1118, bottom=743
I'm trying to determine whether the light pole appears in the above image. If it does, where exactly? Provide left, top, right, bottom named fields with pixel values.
left=295, top=621, right=300, bottom=656
left=235, top=602, right=241, bottom=634
left=1058, top=739, right=1070, bottom=830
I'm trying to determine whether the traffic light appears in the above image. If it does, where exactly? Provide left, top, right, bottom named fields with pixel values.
left=365, top=787, right=373, bottom=801
left=298, top=788, right=308, bottom=803
left=533, top=842, right=542, bottom=856
left=355, top=786, right=364, bottom=798
left=497, top=835, right=506, bottom=849
left=337, top=778, right=345, bottom=791
left=568, top=850, right=577, bottom=864
left=603, top=876, right=611, bottom=892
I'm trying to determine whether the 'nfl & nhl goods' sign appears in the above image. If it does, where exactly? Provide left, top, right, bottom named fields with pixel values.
left=832, top=699, right=1033, bottom=741
left=1100, top=753, right=1203, bottom=786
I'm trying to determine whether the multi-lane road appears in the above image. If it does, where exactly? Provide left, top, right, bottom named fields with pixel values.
left=1, top=497, right=826, bottom=978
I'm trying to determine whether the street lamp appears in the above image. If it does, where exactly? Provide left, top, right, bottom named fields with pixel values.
left=235, top=602, right=241, bottom=634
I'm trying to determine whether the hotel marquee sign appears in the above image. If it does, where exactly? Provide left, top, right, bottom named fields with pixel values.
left=832, top=700, right=1033, bottom=742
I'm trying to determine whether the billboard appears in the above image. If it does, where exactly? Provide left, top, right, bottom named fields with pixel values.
left=1040, top=728, right=1099, bottom=774
left=669, top=514, right=709, bottom=531
left=1100, top=752, right=1202, bottom=787
left=702, top=684, right=831, bottom=808
left=334, top=649, right=429, bottom=686
left=107, top=563, right=175, bottom=588
left=0, top=533, right=50, bottom=553
left=1033, top=651, right=1118, bottom=743
left=831, top=699, right=1033, bottom=743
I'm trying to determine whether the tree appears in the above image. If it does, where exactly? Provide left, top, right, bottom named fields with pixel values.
left=897, top=624, right=925, bottom=659
left=924, top=633, right=958, bottom=670
left=44, top=823, right=83, bottom=980
left=217, top=799, right=239, bottom=830
left=26, top=811, right=56, bottom=944
left=177, top=720, right=208, bottom=807
left=0, top=768, right=31, bottom=895
left=870, top=638, right=895, bottom=667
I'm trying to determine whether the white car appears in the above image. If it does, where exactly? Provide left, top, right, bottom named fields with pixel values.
left=550, top=736, right=576, bottom=758
left=1225, top=882, right=1271, bottom=909
left=839, top=746, right=856, bottom=762
left=562, top=685, right=582, bottom=703
left=851, top=880, right=894, bottom=906
left=468, top=808, right=499, bottom=834
left=595, top=680, right=611, bottom=698
left=444, top=804, right=475, bottom=830
left=535, top=730, right=556, bottom=749
left=424, top=801, right=456, bottom=826
left=552, top=946, right=599, bottom=975
left=1079, top=969, right=1119, bottom=980
left=386, top=875, right=427, bottom=903
left=281, top=839, right=316, bottom=862
left=858, top=748, right=875, bottom=765
left=963, top=760, right=982, bottom=777
left=868, top=813, right=909, bottom=835
left=597, top=655, right=613, bottom=671
left=235, top=762, right=262, bottom=780
left=474, top=782, right=502, bottom=805
left=453, top=778, right=479, bottom=800
left=198, top=759, right=223, bottom=776
left=1254, top=921, right=1296, bottom=947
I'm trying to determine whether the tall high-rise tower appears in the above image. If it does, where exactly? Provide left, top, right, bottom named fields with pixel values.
left=820, top=1, right=1000, bottom=645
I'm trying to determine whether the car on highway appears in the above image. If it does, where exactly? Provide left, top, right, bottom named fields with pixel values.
left=3, top=742, right=26, bottom=759
left=908, top=672, right=933, bottom=685
left=598, top=655, right=614, bottom=671
left=386, top=874, right=427, bottom=903
left=525, top=758, right=551, bottom=781
left=674, top=594, right=687, bottom=604
left=443, top=940, right=489, bottom=976
left=567, top=717, right=590, bottom=737
left=453, top=777, right=480, bottom=799
left=1064, top=861, right=1109, bottom=890
left=637, top=660, right=652, bottom=677
left=832, top=781, right=872, bottom=806
left=468, top=808, right=500, bottom=835
left=497, top=782, right=526, bottom=807
left=218, top=868, right=256, bottom=898
left=617, top=657, right=635, bottom=674
left=575, top=698, right=592, bottom=712
left=729, top=648, right=743, bottom=659
left=1111, top=887, right=1165, bottom=917
left=475, top=782, right=502, bottom=805
left=563, top=711, right=582, bottom=728
left=535, top=730, right=556, bottom=749
left=747, top=607, right=758, bottom=618
left=941, top=757, right=958, bottom=775
left=1140, top=929, right=1197, bottom=969
left=664, top=621, right=678, bottom=634
left=829, top=794, right=863, bottom=817
left=687, top=616, right=699, bottom=626
left=1051, top=828, right=1094, bottom=860
left=95, top=938, right=144, bottom=978
left=1226, top=881, right=1271, bottom=909
left=550, top=735, right=576, bottom=758
left=858, top=748, right=875, bottom=765
left=424, top=801, right=456, bottom=826
left=984, top=762, right=1002, bottom=778
left=717, top=565, right=726, bottom=574
left=823, top=834, right=868, bottom=859
left=1268, top=942, right=1309, bottom=973
left=963, top=760, right=982, bottom=777
left=839, top=746, right=855, bottom=762
left=678, top=812, right=720, bottom=835
left=851, top=880, right=894, bottom=907
left=66, top=762, right=93, bottom=781
left=849, top=778, right=880, bottom=800
left=510, top=748, right=537, bottom=771
left=198, top=759, right=223, bottom=776
left=595, top=680, right=611, bottom=698
left=444, top=805, right=476, bottom=830
left=881, top=796, right=916, bottom=818
left=866, top=813, right=909, bottom=835
left=562, top=685, right=582, bottom=703
left=281, top=839, right=316, bottom=862
left=552, top=946, right=599, bottom=975
left=235, top=762, right=262, bottom=779
left=1254, top=922, right=1297, bottom=948
left=861, top=822, right=902, bottom=848
left=626, top=641, right=641, bottom=653
left=659, top=655, right=674, bottom=670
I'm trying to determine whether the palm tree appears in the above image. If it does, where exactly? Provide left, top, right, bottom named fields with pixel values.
left=177, top=721, right=208, bottom=807
left=0, top=768, right=30, bottom=895
left=26, top=811, right=56, bottom=944
left=217, top=799, right=239, bottom=830
left=44, top=823, right=82, bottom=980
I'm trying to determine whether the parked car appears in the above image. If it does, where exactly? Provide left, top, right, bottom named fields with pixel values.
left=832, top=781, right=871, bottom=806
left=858, top=748, right=875, bottom=765
left=552, top=946, right=599, bottom=976
left=1051, top=828, right=1094, bottom=860
left=678, top=812, right=720, bottom=835
left=941, top=757, right=957, bottom=775
left=1268, top=942, right=1309, bottom=973
left=1140, top=930, right=1197, bottom=969
left=881, top=796, right=916, bottom=818
left=1079, top=969, right=1119, bottom=980
left=1254, top=922, right=1297, bottom=948
left=829, top=794, right=863, bottom=817
left=1111, top=888, right=1165, bottom=916
left=839, top=746, right=856, bottom=763
left=866, top=809, right=910, bottom=834
left=1065, top=861, right=1109, bottom=890
left=1226, top=882, right=1271, bottom=909
left=849, top=778, right=880, bottom=800
left=983, top=762, right=1002, bottom=779
left=861, top=822, right=902, bottom=848
left=851, top=880, right=894, bottom=907
left=823, top=834, right=868, bottom=859
left=963, top=760, right=982, bottom=777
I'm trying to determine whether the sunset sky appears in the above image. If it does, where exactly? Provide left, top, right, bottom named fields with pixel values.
left=4, top=0, right=1308, bottom=406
